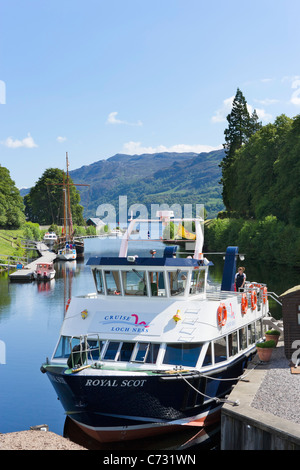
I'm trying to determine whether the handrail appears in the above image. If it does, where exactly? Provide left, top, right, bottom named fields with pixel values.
left=267, top=291, right=282, bottom=306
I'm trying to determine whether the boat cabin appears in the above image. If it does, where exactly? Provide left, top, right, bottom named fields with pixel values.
left=86, top=248, right=208, bottom=299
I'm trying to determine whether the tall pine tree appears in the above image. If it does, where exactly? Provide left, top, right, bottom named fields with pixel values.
left=220, top=88, right=261, bottom=210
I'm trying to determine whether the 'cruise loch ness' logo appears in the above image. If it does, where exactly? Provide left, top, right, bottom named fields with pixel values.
left=100, top=314, right=150, bottom=333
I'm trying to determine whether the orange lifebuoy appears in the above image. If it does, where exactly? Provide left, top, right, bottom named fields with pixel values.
left=251, top=290, right=257, bottom=310
left=217, top=303, right=227, bottom=327
left=262, top=286, right=268, bottom=304
left=241, top=293, right=248, bottom=315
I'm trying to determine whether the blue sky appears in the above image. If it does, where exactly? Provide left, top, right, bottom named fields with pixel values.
left=1, top=0, right=300, bottom=188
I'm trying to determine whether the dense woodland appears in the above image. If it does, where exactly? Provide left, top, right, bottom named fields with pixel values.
left=205, top=88, right=300, bottom=266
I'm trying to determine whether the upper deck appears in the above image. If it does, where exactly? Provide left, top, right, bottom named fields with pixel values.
left=86, top=249, right=209, bottom=299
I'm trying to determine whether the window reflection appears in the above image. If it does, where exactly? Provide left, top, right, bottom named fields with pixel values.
left=163, top=343, right=202, bottom=367
left=104, top=271, right=121, bottom=295
left=190, top=269, right=205, bottom=295
left=93, top=269, right=104, bottom=294
left=214, top=337, right=227, bottom=363
left=169, top=270, right=188, bottom=296
left=122, top=270, right=147, bottom=296
left=148, top=271, right=166, bottom=296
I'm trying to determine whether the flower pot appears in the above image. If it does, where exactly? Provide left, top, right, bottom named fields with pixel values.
left=256, top=339, right=276, bottom=362
left=265, top=334, right=279, bottom=346
left=256, top=346, right=274, bottom=362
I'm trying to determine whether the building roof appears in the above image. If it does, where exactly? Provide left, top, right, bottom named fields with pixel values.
left=86, top=218, right=106, bottom=226
left=280, top=285, right=300, bottom=298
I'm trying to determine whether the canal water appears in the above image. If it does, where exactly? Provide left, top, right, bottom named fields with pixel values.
left=0, top=237, right=297, bottom=448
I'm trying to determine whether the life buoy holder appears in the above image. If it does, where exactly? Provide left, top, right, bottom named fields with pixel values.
left=241, top=293, right=248, bottom=315
left=262, top=286, right=268, bottom=304
left=217, top=303, right=227, bottom=327
left=251, top=290, right=257, bottom=310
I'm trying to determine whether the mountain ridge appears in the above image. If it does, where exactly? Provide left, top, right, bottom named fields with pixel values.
left=69, top=149, right=225, bottom=219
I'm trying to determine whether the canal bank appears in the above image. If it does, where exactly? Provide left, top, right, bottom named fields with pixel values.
left=221, top=340, right=300, bottom=450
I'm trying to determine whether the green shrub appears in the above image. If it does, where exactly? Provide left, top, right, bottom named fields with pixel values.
left=256, top=340, right=276, bottom=348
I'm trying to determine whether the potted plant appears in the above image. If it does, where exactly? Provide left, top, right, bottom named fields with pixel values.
left=265, top=329, right=280, bottom=346
left=256, top=339, right=276, bottom=362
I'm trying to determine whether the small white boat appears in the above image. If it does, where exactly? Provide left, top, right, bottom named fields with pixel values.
left=57, top=243, right=76, bottom=261
left=43, top=232, right=58, bottom=243
left=33, top=262, right=56, bottom=281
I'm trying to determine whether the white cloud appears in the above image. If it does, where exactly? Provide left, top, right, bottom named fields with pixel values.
left=254, top=98, right=279, bottom=106
left=291, top=78, right=300, bottom=105
left=107, top=111, right=142, bottom=126
left=122, top=141, right=222, bottom=155
left=56, top=136, right=67, bottom=143
left=211, top=96, right=234, bottom=123
left=2, top=133, right=38, bottom=148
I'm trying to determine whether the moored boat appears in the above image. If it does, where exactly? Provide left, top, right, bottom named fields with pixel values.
left=33, top=262, right=56, bottom=281
left=57, top=243, right=76, bottom=261
left=41, top=210, right=270, bottom=443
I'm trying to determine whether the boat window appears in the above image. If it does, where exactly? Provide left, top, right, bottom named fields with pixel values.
left=134, top=342, right=149, bottom=362
left=54, top=336, right=80, bottom=359
left=104, top=271, right=121, bottom=295
left=214, top=337, right=227, bottom=363
left=228, top=332, right=238, bottom=356
left=122, top=270, right=147, bottom=296
left=145, top=344, right=160, bottom=364
left=248, top=322, right=256, bottom=345
left=93, top=269, right=105, bottom=294
left=202, top=342, right=213, bottom=367
left=239, top=327, right=247, bottom=350
left=148, top=271, right=166, bottom=297
left=163, top=343, right=202, bottom=367
left=86, top=338, right=105, bottom=361
left=132, top=343, right=160, bottom=363
left=118, top=342, right=135, bottom=361
left=103, top=341, right=121, bottom=360
left=190, top=269, right=205, bottom=295
left=169, top=270, right=188, bottom=296
left=255, top=319, right=263, bottom=340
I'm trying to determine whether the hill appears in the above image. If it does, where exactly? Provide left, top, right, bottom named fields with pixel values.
left=69, top=149, right=225, bottom=219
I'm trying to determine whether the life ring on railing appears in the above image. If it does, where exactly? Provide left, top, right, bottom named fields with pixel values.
left=66, top=298, right=71, bottom=311
left=262, top=286, right=268, bottom=304
left=217, top=303, right=227, bottom=327
left=251, top=290, right=257, bottom=310
left=241, top=293, right=248, bottom=315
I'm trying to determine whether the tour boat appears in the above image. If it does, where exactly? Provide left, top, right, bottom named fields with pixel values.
left=41, top=211, right=270, bottom=443
left=33, top=262, right=56, bottom=281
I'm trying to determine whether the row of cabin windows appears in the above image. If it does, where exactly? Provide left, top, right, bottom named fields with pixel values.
left=54, top=319, right=264, bottom=368
left=92, top=268, right=205, bottom=297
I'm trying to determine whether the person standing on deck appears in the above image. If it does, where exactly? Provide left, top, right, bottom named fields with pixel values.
left=235, top=267, right=246, bottom=291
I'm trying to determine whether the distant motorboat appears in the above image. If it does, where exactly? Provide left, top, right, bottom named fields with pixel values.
left=43, top=232, right=58, bottom=248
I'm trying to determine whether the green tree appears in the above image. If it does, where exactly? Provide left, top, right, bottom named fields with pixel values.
left=24, top=168, right=85, bottom=226
left=220, top=88, right=261, bottom=210
left=0, top=166, right=25, bottom=228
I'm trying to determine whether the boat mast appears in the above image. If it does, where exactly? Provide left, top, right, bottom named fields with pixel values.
left=66, top=152, right=73, bottom=240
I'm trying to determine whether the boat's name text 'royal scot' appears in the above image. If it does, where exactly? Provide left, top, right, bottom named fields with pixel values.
left=85, top=378, right=146, bottom=387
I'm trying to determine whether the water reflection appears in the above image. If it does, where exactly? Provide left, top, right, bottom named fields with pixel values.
left=63, top=416, right=220, bottom=451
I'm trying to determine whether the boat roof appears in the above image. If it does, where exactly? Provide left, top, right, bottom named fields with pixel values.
left=86, top=256, right=204, bottom=268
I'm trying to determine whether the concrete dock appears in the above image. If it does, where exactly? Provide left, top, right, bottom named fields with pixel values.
left=221, top=341, right=300, bottom=450
left=9, top=242, right=56, bottom=282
